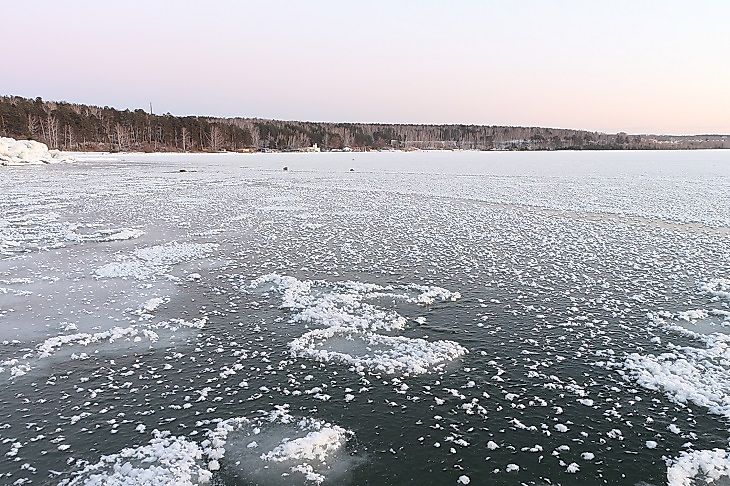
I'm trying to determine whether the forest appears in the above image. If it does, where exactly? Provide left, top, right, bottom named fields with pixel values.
left=1, top=96, right=727, bottom=152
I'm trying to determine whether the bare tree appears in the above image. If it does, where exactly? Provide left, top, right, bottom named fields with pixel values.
left=209, top=124, right=223, bottom=151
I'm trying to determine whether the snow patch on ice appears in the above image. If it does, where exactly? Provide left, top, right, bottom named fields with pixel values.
left=619, top=279, right=730, bottom=486
left=200, top=405, right=355, bottom=485
left=290, top=326, right=468, bottom=376
left=59, top=430, right=210, bottom=486
left=667, top=448, right=730, bottom=486
left=96, top=242, right=218, bottom=279
left=250, top=274, right=467, bottom=376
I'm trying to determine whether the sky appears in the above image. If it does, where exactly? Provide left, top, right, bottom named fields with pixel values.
left=2, top=0, right=729, bottom=134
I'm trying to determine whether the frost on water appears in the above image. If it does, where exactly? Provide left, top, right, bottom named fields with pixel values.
left=59, top=430, right=210, bottom=486
left=618, top=279, right=730, bottom=485
left=2, top=151, right=730, bottom=486
left=250, top=274, right=467, bottom=376
left=290, top=326, right=467, bottom=375
left=96, top=242, right=219, bottom=279
left=200, top=406, right=355, bottom=485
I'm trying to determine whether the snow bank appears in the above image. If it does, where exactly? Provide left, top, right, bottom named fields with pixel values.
left=0, top=136, right=73, bottom=165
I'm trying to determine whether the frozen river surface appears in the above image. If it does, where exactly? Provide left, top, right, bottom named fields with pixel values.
left=1, top=150, right=729, bottom=485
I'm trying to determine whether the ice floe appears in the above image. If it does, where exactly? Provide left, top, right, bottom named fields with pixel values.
left=290, top=326, right=468, bottom=376
left=250, top=273, right=459, bottom=332
left=0, top=317, right=206, bottom=379
left=618, top=279, right=730, bottom=485
left=200, top=405, right=356, bottom=485
left=667, top=448, right=730, bottom=486
left=250, top=274, right=467, bottom=375
left=59, top=430, right=210, bottom=486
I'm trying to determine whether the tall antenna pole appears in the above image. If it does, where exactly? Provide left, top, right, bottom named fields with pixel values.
left=149, top=102, right=153, bottom=115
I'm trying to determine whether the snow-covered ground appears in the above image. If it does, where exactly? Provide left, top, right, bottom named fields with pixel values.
left=0, top=150, right=729, bottom=485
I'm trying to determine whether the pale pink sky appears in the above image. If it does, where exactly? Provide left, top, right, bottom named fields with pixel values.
left=2, top=0, right=728, bottom=134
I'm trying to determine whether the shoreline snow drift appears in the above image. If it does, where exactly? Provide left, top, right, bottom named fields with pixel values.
left=0, top=136, right=74, bottom=165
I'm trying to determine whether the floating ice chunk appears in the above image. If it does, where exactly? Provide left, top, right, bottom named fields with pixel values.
left=103, top=228, right=144, bottom=241
left=260, top=426, right=349, bottom=463
left=457, top=474, right=471, bottom=484
left=623, top=332, right=730, bottom=419
left=251, top=274, right=466, bottom=377
left=1, top=315, right=205, bottom=378
left=139, top=297, right=167, bottom=314
left=289, top=326, right=468, bottom=376
left=408, top=284, right=462, bottom=305
left=37, top=325, right=146, bottom=359
left=249, top=274, right=460, bottom=332
left=646, top=440, right=658, bottom=449
left=667, top=448, right=730, bottom=486
left=699, top=279, right=730, bottom=301
left=201, top=406, right=355, bottom=485
left=59, top=430, right=208, bottom=486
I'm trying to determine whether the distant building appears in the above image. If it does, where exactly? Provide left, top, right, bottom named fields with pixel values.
left=303, top=143, right=321, bottom=153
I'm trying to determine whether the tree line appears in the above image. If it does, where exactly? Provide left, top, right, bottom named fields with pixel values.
left=0, top=96, right=727, bottom=152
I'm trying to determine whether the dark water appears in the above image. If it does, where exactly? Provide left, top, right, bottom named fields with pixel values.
left=1, top=151, right=729, bottom=485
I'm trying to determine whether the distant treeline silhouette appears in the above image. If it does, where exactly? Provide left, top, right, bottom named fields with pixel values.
left=0, top=96, right=727, bottom=152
